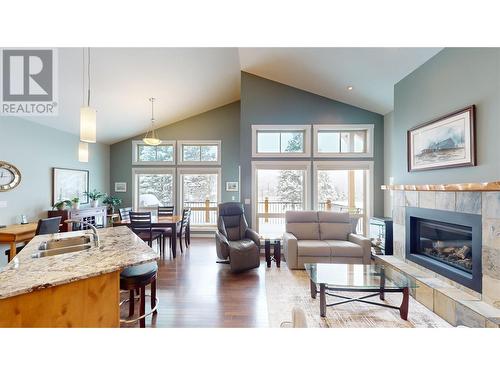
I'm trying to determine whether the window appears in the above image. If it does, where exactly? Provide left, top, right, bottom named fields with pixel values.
left=178, top=140, right=221, bottom=165
left=313, top=161, right=373, bottom=235
left=252, top=125, right=311, bottom=157
left=313, top=124, right=373, bottom=157
left=132, top=168, right=175, bottom=211
left=178, top=168, right=221, bottom=228
left=252, top=161, right=310, bottom=237
left=132, top=140, right=175, bottom=165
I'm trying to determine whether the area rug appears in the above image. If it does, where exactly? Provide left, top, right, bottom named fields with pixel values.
left=265, top=265, right=451, bottom=328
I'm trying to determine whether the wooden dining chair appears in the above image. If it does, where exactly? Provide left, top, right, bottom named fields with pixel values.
left=119, top=207, right=132, bottom=221
left=157, top=206, right=175, bottom=217
left=129, top=211, right=162, bottom=253
left=177, top=208, right=191, bottom=253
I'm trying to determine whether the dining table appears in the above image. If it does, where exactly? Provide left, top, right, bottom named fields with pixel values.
left=114, top=215, right=183, bottom=258
left=0, top=223, right=38, bottom=262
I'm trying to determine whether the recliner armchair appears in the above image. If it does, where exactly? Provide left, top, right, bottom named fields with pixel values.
left=215, top=202, right=261, bottom=273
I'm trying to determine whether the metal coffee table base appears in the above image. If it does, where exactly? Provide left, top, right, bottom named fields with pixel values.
left=310, top=280, right=409, bottom=320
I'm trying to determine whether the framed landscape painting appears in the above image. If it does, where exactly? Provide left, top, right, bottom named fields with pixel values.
left=53, top=168, right=89, bottom=205
left=407, top=105, right=476, bottom=172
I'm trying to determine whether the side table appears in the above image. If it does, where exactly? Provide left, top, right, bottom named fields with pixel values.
left=264, top=238, right=281, bottom=268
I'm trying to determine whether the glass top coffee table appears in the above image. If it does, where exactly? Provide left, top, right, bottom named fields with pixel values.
left=304, top=263, right=416, bottom=320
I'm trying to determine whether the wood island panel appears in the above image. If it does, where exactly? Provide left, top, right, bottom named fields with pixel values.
left=0, top=271, right=120, bottom=328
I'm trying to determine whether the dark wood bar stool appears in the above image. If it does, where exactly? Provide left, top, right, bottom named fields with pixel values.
left=119, top=262, right=158, bottom=328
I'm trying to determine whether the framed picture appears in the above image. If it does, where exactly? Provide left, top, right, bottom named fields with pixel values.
left=226, top=181, right=239, bottom=192
left=115, top=182, right=127, bottom=192
left=407, top=105, right=476, bottom=172
left=53, top=168, right=89, bottom=205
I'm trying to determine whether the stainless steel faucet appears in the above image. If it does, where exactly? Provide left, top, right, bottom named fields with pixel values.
left=64, top=220, right=100, bottom=247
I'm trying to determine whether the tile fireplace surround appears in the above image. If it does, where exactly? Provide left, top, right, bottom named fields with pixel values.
left=378, top=182, right=500, bottom=327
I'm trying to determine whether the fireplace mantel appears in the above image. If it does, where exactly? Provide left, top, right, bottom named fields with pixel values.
left=381, top=181, right=500, bottom=192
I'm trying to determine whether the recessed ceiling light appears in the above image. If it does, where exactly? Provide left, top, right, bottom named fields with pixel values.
left=347, top=86, right=353, bottom=91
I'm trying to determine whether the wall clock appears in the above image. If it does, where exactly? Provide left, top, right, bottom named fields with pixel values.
left=0, top=161, right=21, bottom=191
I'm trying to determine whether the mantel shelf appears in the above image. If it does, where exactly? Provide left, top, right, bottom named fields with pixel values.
left=381, top=181, right=500, bottom=192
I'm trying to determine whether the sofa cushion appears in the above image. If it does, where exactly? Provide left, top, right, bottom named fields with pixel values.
left=325, top=240, right=364, bottom=257
left=287, top=223, right=320, bottom=240
left=297, top=240, right=331, bottom=257
left=319, top=222, right=351, bottom=240
left=318, top=211, right=350, bottom=223
left=286, top=211, right=319, bottom=223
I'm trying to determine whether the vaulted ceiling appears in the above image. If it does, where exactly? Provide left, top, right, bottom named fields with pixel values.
left=25, top=47, right=441, bottom=144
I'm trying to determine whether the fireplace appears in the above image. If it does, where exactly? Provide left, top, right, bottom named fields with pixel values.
left=406, top=207, right=482, bottom=293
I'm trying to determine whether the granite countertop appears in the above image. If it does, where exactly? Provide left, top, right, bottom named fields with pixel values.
left=0, top=226, right=159, bottom=300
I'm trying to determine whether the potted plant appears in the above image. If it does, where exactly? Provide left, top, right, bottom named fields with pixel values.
left=103, top=195, right=122, bottom=215
left=71, top=197, right=80, bottom=210
left=53, top=200, right=72, bottom=211
left=84, top=189, right=105, bottom=208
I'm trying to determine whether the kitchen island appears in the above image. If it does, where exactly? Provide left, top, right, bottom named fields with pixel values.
left=0, top=226, right=158, bottom=328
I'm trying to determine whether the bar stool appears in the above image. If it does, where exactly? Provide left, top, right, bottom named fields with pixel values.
left=119, top=262, right=158, bottom=328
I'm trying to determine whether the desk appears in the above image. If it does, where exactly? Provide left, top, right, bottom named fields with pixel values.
left=115, top=215, right=183, bottom=257
left=0, top=223, right=38, bottom=262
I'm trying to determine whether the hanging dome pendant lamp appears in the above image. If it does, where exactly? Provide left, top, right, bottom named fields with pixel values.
left=143, top=97, right=161, bottom=146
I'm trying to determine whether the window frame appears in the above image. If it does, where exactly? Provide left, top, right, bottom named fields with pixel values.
left=132, top=167, right=176, bottom=211
left=313, top=124, right=374, bottom=158
left=177, top=140, right=221, bottom=165
left=177, top=167, right=222, bottom=230
left=251, top=125, right=311, bottom=158
left=251, top=160, right=311, bottom=235
left=312, top=160, right=374, bottom=234
left=132, top=140, right=176, bottom=165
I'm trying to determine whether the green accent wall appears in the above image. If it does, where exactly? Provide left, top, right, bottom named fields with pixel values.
left=386, top=48, right=500, bottom=185
left=109, top=101, right=241, bottom=208
left=240, top=72, right=385, bottom=224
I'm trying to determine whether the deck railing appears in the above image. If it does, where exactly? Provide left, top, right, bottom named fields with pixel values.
left=183, top=200, right=218, bottom=225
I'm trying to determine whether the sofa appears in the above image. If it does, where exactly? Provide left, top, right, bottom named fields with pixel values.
left=283, top=211, right=371, bottom=269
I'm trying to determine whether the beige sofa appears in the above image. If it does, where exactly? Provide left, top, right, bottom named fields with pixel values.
left=283, top=211, right=371, bottom=269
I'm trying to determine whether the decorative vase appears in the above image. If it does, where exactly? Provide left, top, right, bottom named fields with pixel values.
left=72, top=202, right=80, bottom=210
left=91, top=200, right=98, bottom=208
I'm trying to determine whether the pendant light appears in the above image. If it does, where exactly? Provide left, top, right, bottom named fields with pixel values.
left=80, top=47, right=96, bottom=143
left=78, top=141, right=89, bottom=162
left=143, top=97, right=161, bottom=145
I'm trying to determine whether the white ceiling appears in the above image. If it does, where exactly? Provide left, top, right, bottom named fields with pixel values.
left=239, top=48, right=442, bottom=115
left=23, top=47, right=441, bottom=144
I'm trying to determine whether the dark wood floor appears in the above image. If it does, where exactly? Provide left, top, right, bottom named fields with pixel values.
left=121, top=238, right=269, bottom=328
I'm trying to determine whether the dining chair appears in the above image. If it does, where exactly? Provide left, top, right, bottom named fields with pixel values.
left=129, top=211, right=162, bottom=252
left=119, top=207, right=132, bottom=221
left=4, top=216, right=62, bottom=259
left=157, top=206, right=175, bottom=216
left=177, top=208, right=191, bottom=253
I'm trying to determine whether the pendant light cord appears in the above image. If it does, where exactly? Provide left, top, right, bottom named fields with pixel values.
left=87, top=47, right=91, bottom=106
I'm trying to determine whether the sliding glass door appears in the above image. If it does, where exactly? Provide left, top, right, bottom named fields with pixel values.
left=314, top=161, right=372, bottom=234
left=253, top=161, right=310, bottom=237
left=133, top=168, right=175, bottom=212
left=178, top=168, right=221, bottom=228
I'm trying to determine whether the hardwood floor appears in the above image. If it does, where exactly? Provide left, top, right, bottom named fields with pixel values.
left=121, top=238, right=269, bottom=328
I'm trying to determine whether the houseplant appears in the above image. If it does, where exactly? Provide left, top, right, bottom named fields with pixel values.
left=71, top=197, right=80, bottom=210
left=53, top=200, right=72, bottom=210
left=103, top=195, right=122, bottom=214
left=84, top=189, right=105, bottom=208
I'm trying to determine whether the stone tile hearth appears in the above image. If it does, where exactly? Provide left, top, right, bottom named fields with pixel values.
left=380, top=189, right=500, bottom=327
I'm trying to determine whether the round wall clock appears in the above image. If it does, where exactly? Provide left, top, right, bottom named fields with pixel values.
left=0, top=161, right=21, bottom=191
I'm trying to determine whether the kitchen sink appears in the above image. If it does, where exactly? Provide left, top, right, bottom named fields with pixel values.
left=32, top=243, right=94, bottom=258
left=38, top=235, right=92, bottom=251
